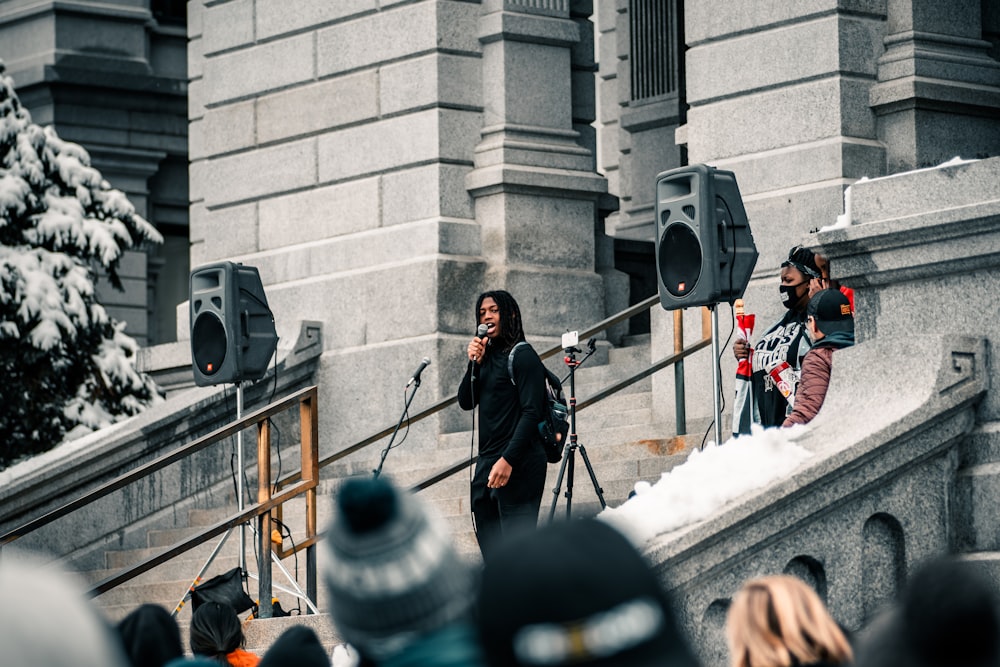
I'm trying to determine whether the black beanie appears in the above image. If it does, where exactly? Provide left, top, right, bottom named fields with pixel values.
left=476, top=518, right=700, bottom=667
left=259, top=625, right=330, bottom=667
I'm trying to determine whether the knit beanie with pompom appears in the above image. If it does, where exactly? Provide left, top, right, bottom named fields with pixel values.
left=322, top=475, right=473, bottom=661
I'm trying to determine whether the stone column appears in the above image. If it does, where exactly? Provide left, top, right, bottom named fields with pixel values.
left=466, top=0, right=609, bottom=333
left=871, top=0, right=1000, bottom=172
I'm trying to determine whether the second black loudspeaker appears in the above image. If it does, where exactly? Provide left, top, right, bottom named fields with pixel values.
left=654, top=164, right=758, bottom=310
left=190, top=261, right=278, bottom=386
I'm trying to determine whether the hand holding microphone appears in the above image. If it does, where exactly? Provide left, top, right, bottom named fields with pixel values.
left=468, top=323, right=490, bottom=364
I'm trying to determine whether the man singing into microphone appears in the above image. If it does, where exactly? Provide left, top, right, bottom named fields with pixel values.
left=457, top=290, right=549, bottom=559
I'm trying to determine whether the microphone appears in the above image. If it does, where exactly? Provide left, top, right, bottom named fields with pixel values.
left=406, top=357, right=431, bottom=387
left=477, top=323, right=489, bottom=338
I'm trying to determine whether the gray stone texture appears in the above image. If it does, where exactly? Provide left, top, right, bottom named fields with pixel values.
left=257, top=72, right=379, bottom=145
left=202, top=0, right=254, bottom=55
left=317, top=108, right=482, bottom=182
left=316, top=1, right=481, bottom=77
left=255, top=0, right=375, bottom=41
left=257, top=177, right=381, bottom=248
left=650, top=334, right=987, bottom=664
left=870, top=0, right=1000, bottom=171
left=204, top=32, right=316, bottom=105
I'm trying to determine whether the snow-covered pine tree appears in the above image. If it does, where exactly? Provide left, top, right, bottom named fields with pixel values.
left=0, top=60, right=165, bottom=469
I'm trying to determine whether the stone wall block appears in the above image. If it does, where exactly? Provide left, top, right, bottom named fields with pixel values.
left=380, top=54, right=482, bottom=116
left=317, top=1, right=480, bottom=77
left=683, top=0, right=878, bottom=45
left=203, top=32, right=315, bottom=105
left=257, top=72, right=379, bottom=145
left=687, top=18, right=840, bottom=104
left=188, top=77, right=206, bottom=122
left=255, top=0, right=375, bottom=41
left=201, top=138, right=317, bottom=207
left=199, top=100, right=256, bottom=157
left=686, top=79, right=845, bottom=162
left=258, top=177, right=381, bottom=249
left=202, top=0, right=254, bottom=54
left=500, top=267, right=606, bottom=334
left=382, top=164, right=476, bottom=227
left=239, top=219, right=477, bottom=286
left=848, top=157, right=1000, bottom=223
left=318, top=109, right=480, bottom=183
left=191, top=202, right=259, bottom=266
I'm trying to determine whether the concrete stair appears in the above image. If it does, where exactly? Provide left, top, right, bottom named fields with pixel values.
left=83, top=334, right=709, bottom=656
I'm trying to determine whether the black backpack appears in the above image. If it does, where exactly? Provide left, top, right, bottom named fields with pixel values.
left=508, top=342, right=569, bottom=463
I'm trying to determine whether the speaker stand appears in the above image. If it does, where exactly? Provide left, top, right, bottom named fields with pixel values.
left=708, top=304, right=723, bottom=448
left=171, top=383, right=319, bottom=618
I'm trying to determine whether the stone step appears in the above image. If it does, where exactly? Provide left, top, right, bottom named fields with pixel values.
left=242, top=614, right=343, bottom=654
left=81, top=552, right=243, bottom=586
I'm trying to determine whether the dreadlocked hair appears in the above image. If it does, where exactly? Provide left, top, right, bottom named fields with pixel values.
left=475, top=290, right=526, bottom=354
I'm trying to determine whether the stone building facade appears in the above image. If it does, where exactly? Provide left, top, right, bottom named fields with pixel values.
left=4, top=2, right=1000, bottom=662
left=0, top=0, right=190, bottom=345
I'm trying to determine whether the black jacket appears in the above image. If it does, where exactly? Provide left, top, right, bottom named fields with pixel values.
left=458, top=341, right=546, bottom=466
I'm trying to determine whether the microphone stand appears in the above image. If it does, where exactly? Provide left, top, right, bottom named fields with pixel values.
left=373, top=377, right=423, bottom=478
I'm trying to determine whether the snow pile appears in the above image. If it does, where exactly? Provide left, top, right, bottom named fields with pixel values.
left=599, top=425, right=813, bottom=546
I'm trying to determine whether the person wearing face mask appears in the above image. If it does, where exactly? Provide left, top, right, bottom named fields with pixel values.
left=782, top=289, right=855, bottom=427
left=732, top=246, right=820, bottom=434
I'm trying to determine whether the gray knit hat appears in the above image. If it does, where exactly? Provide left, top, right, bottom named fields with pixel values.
left=322, top=475, right=473, bottom=660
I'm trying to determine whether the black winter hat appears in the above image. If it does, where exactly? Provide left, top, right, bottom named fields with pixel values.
left=476, top=518, right=700, bottom=667
left=259, top=625, right=330, bottom=667
left=117, top=603, right=184, bottom=667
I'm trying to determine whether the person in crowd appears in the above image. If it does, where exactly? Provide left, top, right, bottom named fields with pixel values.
left=726, top=574, right=853, bottom=667
left=258, top=625, right=331, bottom=667
left=854, top=555, right=1000, bottom=667
left=457, top=289, right=550, bottom=558
left=782, top=289, right=855, bottom=427
left=322, top=475, right=486, bottom=667
left=117, top=603, right=185, bottom=667
left=189, top=600, right=259, bottom=667
left=733, top=246, right=821, bottom=434
left=1, top=547, right=129, bottom=667
left=475, top=517, right=701, bottom=667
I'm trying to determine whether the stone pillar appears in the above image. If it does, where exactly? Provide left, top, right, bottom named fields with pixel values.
left=871, top=0, right=1000, bottom=172
left=466, top=0, right=608, bottom=333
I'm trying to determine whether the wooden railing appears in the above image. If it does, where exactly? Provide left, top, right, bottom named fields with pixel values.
left=0, top=385, right=320, bottom=619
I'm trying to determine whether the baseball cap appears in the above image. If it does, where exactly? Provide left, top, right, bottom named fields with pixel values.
left=807, top=289, right=853, bottom=334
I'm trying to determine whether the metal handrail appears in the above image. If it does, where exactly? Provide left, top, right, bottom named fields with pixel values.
left=306, top=294, right=712, bottom=492
left=0, top=385, right=320, bottom=617
left=2, top=294, right=712, bottom=607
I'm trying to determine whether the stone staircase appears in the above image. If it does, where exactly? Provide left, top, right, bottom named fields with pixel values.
left=79, top=334, right=711, bottom=655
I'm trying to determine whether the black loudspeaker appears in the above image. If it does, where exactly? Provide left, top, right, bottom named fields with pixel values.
left=190, top=261, right=278, bottom=386
left=654, top=164, right=758, bottom=310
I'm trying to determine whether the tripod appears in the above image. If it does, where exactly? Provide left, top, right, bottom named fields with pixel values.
left=548, top=340, right=607, bottom=520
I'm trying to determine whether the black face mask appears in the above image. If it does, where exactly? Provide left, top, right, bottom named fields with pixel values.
left=779, top=282, right=805, bottom=309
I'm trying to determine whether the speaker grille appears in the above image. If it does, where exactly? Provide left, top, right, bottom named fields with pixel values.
left=191, top=312, right=227, bottom=376
left=658, top=222, right=702, bottom=297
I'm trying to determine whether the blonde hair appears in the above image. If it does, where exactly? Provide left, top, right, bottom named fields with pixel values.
left=726, top=575, right=853, bottom=667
